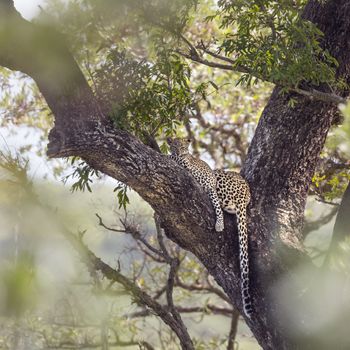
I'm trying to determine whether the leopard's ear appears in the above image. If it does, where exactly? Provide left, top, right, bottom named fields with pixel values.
left=166, top=137, right=173, bottom=145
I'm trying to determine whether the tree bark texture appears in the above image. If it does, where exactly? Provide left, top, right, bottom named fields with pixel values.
left=0, top=0, right=350, bottom=349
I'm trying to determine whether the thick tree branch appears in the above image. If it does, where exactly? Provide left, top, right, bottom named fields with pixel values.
left=303, top=205, right=339, bottom=236
left=324, top=181, right=350, bottom=266
left=0, top=2, right=231, bottom=278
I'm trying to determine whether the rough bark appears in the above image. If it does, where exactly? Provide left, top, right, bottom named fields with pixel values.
left=0, top=0, right=350, bottom=349
left=240, top=1, right=350, bottom=347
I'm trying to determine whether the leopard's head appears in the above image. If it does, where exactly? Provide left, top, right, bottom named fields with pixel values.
left=166, top=137, right=191, bottom=155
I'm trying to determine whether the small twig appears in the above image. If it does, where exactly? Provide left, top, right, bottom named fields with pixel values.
left=315, top=198, right=340, bottom=207
left=127, top=304, right=234, bottom=318
left=166, top=258, right=180, bottom=316
left=153, top=286, right=167, bottom=300
left=227, top=311, right=240, bottom=350
left=303, top=205, right=339, bottom=236
left=174, top=275, right=231, bottom=304
left=175, top=49, right=237, bottom=71
left=45, top=339, right=155, bottom=349
left=136, top=240, right=166, bottom=263
left=178, top=33, right=200, bottom=59
left=197, top=42, right=239, bottom=66
left=96, top=213, right=165, bottom=259
left=154, top=214, right=183, bottom=324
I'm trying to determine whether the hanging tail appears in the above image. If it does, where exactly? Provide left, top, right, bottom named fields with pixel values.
left=236, top=203, right=253, bottom=318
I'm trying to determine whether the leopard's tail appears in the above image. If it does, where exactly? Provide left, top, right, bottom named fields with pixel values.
left=236, top=203, right=253, bottom=319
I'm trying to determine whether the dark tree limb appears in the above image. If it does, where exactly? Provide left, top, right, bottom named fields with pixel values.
left=175, top=276, right=231, bottom=304
left=127, top=304, right=234, bottom=318
left=324, top=181, right=350, bottom=266
left=303, top=205, right=339, bottom=236
left=96, top=213, right=166, bottom=260
left=227, top=311, right=239, bottom=350
left=330, top=181, right=350, bottom=246
left=56, top=220, right=195, bottom=349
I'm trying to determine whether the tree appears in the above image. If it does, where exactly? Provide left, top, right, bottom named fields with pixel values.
left=0, top=0, right=349, bottom=349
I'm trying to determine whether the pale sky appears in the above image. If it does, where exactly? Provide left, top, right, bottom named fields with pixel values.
left=14, top=0, right=45, bottom=20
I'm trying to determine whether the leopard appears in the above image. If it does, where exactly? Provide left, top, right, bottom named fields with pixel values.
left=167, top=137, right=253, bottom=318
left=214, top=169, right=252, bottom=318
left=167, top=137, right=224, bottom=232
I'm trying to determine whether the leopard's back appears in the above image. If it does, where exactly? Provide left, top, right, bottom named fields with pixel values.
left=168, top=138, right=224, bottom=232
left=214, top=169, right=250, bottom=211
left=181, top=155, right=216, bottom=189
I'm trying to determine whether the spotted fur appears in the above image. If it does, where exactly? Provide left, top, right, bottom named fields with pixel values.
left=167, top=137, right=224, bottom=232
left=214, top=169, right=252, bottom=318
left=167, top=138, right=252, bottom=318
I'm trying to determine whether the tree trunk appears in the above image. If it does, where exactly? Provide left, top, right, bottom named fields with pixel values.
left=240, top=1, right=350, bottom=347
left=0, top=1, right=350, bottom=349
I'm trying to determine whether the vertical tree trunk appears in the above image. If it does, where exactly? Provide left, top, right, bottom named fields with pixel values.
left=240, top=1, right=350, bottom=348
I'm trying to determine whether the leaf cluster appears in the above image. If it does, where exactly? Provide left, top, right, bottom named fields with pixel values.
left=94, top=47, right=193, bottom=140
left=114, top=183, right=130, bottom=210
left=63, top=157, right=100, bottom=193
left=212, top=0, right=339, bottom=88
left=312, top=170, right=350, bottom=201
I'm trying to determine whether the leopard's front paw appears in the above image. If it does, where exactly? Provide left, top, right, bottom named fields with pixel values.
left=215, top=221, right=224, bottom=232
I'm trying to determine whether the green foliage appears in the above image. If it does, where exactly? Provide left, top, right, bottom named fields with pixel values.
left=0, top=151, right=30, bottom=188
left=63, top=158, right=131, bottom=209
left=336, top=102, right=350, bottom=156
left=63, top=158, right=100, bottom=193
left=211, top=0, right=339, bottom=88
left=312, top=171, right=350, bottom=201
left=1, top=253, right=38, bottom=317
left=113, top=183, right=130, bottom=210
left=94, top=47, right=192, bottom=140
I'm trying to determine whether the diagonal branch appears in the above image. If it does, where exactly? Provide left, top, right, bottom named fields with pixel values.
left=176, top=36, right=348, bottom=105
left=324, top=181, right=350, bottom=266
left=61, top=228, right=194, bottom=349
left=303, top=205, right=339, bottom=236
left=127, top=304, right=234, bottom=318
left=96, top=213, right=165, bottom=260
left=227, top=311, right=240, bottom=350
